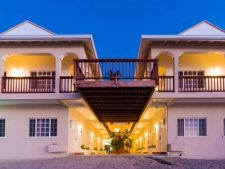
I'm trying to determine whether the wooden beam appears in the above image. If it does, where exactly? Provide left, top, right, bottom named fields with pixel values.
left=77, top=81, right=156, bottom=88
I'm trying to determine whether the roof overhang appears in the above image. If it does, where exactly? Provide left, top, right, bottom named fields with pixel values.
left=0, top=35, right=98, bottom=59
left=138, top=35, right=225, bottom=59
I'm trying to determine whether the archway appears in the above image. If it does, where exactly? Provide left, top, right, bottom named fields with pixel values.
left=3, top=53, right=55, bottom=93
left=60, top=53, right=78, bottom=93
left=178, top=52, right=225, bottom=91
left=156, top=52, right=174, bottom=92
left=61, top=53, right=78, bottom=76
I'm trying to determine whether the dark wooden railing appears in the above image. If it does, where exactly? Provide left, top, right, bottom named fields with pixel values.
left=158, top=76, right=174, bottom=92
left=60, top=76, right=77, bottom=93
left=74, top=59, right=158, bottom=82
left=2, top=76, right=55, bottom=93
left=179, top=76, right=225, bottom=92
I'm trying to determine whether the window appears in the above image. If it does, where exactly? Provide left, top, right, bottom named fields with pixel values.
left=177, top=118, right=207, bottom=137
left=30, top=71, right=55, bottom=90
left=0, top=119, right=5, bottom=137
left=29, top=118, right=57, bottom=137
left=179, top=71, right=205, bottom=90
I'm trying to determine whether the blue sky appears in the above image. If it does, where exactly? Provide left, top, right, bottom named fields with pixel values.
left=0, top=0, right=224, bottom=58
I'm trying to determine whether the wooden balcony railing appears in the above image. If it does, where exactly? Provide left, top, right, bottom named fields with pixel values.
left=2, top=76, right=55, bottom=93
left=1, top=75, right=225, bottom=94
left=179, top=76, right=225, bottom=92
left=74, top=59, right=158, bottom=82
left=60, top=76, right=77, bottom=93
left=158, top=76, right=174, bottom=92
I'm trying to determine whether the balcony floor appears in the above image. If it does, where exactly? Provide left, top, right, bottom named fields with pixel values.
left=77, top=80, right=156, bottom=122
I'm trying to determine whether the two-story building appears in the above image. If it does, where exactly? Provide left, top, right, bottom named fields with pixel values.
left=0, top=20, right=225, bottom=160
left=133, top=20, right=225, bottom=159
left=0, top=21, right=108, bottom=160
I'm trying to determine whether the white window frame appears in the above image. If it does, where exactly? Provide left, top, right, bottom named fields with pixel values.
left=0, top=118, right=5, bottom=138
left=30, top=70, right=55, bottom=90
left=177, top=117, right=207, bottom=137
left=179, top=70, right=205, bottom=90
left=28, top=118, right=57, bottom=138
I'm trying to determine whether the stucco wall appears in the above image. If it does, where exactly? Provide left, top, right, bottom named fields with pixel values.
left=148, top=107, right=167, bottom=152
left=132, top=107, right=167, bottom=153
left=0, top=105, right=69, bottom=160
left=4, top=54, right=55, bottom=76
left=168, top=104, right=225, bottom=159
left=68, top=107, right=104, bottom=153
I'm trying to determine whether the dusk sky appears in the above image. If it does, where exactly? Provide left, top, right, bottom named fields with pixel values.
left=0, top=0, right=224, bottom=58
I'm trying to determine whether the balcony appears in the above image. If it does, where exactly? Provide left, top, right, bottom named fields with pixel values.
left=158, top=76, right=174, bottom=92
left=74, top=59, right=158, bottom=122
left=157, top=76, right=225, bottom=92
left=2, top=76, right=55, bottom=93
left=1, top=76, right=76, bottom=93
left=178, top=76, right=225, bottom=92
left=60, top=76, right=76, bottom=93
left=1, top=53, right=78, bottom=94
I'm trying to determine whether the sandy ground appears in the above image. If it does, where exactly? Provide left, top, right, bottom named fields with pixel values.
left=1, top=155, right=225, bottom=169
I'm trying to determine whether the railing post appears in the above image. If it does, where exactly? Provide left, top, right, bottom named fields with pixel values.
left=1, top=76, right=5, bottom=93
left=55, top=56, right=62, bottom=94
left=150, top=60, right=159, bottom=85
left=173, top=55, right=179, bottom=93
left=154, top=60, right=159, bottom=85
left=74, top=60, right=78, bottom=86
left=0, top=57, right=5, bottom=93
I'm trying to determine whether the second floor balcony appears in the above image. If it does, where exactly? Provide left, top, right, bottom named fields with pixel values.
left=156, top=51, right=225, bottom=93
left=158, top=75, right=225, bottom=92
left=1, top=51, right=225, bottom=97
left=1, top=53, right=76, bottom=94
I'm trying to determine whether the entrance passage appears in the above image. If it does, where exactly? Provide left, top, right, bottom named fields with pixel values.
left=74, top=59, right=158, bottom=133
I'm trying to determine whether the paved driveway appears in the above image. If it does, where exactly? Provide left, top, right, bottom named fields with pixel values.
left=0, top=155, right=225, bottom=169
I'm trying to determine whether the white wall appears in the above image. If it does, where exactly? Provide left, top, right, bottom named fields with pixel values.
left=168, top=104, right=225, bottom=159
left=0, top=105, right=69, bottom=160
left=68, top=107, right=105, bottom=153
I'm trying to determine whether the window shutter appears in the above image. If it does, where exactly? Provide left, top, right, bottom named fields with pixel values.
left=50, top=119, right=57, bottom=137
left=177, top=119, right=184, bottom=136
left=29, top=119, right=36, bottom=137
left=199, top=118, right=207, bottom=136
left=0, top=119, right=5, bottom=137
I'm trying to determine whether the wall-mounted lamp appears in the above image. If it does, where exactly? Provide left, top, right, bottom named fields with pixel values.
left=114, top=128, right=120, bottom=132
left=154, top=123, right=159, bottom=133
left=78, top=124, right=83, bottom=134
left=12, top=68, right=24, bottom=77
left=209, top=67, right=221, bottom=76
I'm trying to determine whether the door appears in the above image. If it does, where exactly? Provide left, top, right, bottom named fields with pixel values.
left=73, top=122, right=80, bottom=152
left=158, top=122, right=162, bottom=151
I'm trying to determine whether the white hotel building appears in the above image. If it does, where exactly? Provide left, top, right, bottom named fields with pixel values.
left=0, top=20, right=225, bottom=160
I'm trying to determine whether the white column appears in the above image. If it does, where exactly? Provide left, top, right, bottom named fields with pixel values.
left=55, top=55, right=62, bottom=94
left=173, top=53, right=180, bottom=93
left=0, top=55, right=5, bottom=93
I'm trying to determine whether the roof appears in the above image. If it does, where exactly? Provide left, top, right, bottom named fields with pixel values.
left=0, top=21, right=98, bottom=59
left=138, top=20, right=225, bottom=58
left=179, top=20, right=225, bottom=36
left=1, top=20, right=55, bottom=36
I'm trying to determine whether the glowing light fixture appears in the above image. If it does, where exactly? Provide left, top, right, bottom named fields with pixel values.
left=114, top=128, right=120, bottom=132
left=209, top=67, right=221, bottom=76
left=155, top=86, right=158, bottom=92
left=144, top=131, right=149, bottom=138
left=78, top=124, right=83, bottom=134
left=12, top=68, right=24, bottom=77
left=154, top=123, right=159, bottom=133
